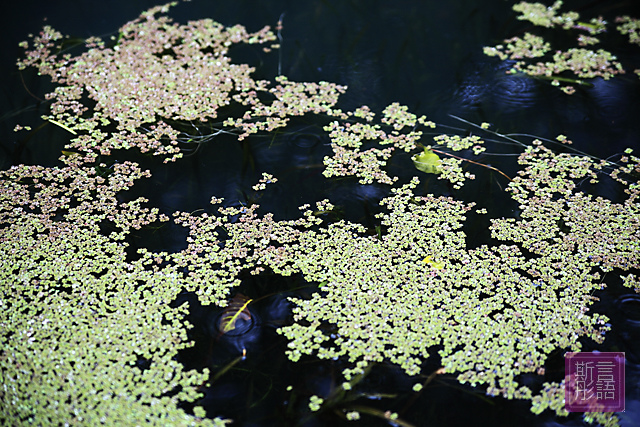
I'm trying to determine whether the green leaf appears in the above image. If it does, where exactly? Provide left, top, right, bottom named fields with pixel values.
left=412, top=147, right=442, bottom=174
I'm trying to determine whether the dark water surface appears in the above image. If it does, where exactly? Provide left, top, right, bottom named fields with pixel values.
left=1, top=0, right=639, bottom=426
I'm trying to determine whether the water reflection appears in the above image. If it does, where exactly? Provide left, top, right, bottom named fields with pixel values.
left=589, top=78, right=631, bottom=125
left=455, top=62, right=540, bottom=115
left=489, top=70, right=539, bottom=111
left=617, top=294, right=640, bottom=364
left=213, top=313, right=261, bottom=355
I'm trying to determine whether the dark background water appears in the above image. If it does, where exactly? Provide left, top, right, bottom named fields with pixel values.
left=1, top=0, right=640, bottom=426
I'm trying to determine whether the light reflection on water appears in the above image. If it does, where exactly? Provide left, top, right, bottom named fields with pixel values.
left=589, top=78, right=632, bottom=125
left=617, top=294, right=640, bottom=366
left=455, top=62, right=540, bottom=115
left=619, top=294, right=640, bottom=325
left=488, top=71, right=539, bottom=112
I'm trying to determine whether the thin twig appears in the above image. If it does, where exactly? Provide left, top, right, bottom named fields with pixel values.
left=277, top=13, right=285, bottom=76
left=430, top=148, right=513, bottom=182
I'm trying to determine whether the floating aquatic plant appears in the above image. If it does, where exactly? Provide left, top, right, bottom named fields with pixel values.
left=512, top=1, right=577, bottom=29
left=484, top=1, right=636, bottom=94
left=15, top=2, right=345, bottom=163
left=0, top=162, right=223, bottom=426
left=3, top=2, right=638, bottom=426
left=616, top=16, right=640, bottom=46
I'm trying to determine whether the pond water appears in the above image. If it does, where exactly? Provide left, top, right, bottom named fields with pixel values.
left=1, top=0, right=639, bottom=426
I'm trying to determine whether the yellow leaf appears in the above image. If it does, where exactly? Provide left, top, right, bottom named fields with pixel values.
left=422, top=256, right=444, bottom=269
left=412, top=147, right=442, bottom=174
left=218, top=294, right=253, bottom=334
